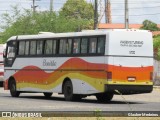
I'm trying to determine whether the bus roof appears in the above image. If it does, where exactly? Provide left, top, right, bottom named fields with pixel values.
left=7, top=29, right=151, bottom=41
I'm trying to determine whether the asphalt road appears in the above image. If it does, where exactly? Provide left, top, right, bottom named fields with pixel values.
left=0, top=88, right=160, bottom=112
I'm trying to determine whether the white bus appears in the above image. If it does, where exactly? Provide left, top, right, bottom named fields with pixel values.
left=3, top=29, right=153, bottom=102
left=0, top=44, right=5, bottom=87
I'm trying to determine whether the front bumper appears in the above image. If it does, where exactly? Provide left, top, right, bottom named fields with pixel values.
left=105, top=84, right=153, bottom=95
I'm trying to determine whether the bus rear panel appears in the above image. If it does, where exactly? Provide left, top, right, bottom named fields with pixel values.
left=105, top=30, right=153, bottom=94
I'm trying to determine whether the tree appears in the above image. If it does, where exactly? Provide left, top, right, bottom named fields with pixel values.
left=141, top=20, right=160, bottom=60
left=154, top=35, right=160, bottom=60
left=0, top=1, right=94, bottom=43
left=59, top=0, right=94, bottom=31
left=60, top=0, right=94, bottom=20
left=141, top=20, right=160, bottom=31
left=0, top=5, right=21, bottom=30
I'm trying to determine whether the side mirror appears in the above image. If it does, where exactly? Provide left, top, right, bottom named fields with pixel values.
left=3, top=49, right=6, bottom=58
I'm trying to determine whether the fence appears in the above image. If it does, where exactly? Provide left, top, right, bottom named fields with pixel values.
left=154, top=60, right=160, bottom=86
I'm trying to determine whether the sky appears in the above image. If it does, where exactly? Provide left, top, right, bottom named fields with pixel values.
left=110, top=0, right=160, bottom=24
left=0, top=0, right=160, bottom=30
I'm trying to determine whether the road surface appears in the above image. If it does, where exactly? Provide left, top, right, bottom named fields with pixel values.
left=0, top=88, right=160, bottom=112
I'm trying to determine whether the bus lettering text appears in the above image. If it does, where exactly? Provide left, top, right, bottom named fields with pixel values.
left=129, top=51, right=135, bottom=54
left=43, top=59, right=56, bottom=66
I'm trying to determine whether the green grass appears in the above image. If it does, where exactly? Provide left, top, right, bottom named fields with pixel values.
left=0, top=117, right=160, bottom=120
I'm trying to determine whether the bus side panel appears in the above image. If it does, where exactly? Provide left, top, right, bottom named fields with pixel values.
left=6, top=57, right=107, bottom=94
left=71, top=57, right=107, bottom=94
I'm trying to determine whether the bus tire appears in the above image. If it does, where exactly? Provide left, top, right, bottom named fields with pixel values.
left=63, top=80, right=74, bottom=101
left=43, top=93, right=52, bottom=98
left=96, top=92, right=114, bottom=103
left=9, top=79, right=20, bottom=97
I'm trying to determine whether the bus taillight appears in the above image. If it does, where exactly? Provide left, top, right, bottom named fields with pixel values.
left=107, top=72, right=112, bottom=81
left=150, top=72, right=153, bottom=81
left=0, top=72, right=4, bottom=76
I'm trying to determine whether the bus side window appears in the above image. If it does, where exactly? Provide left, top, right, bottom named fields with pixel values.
left=45, top=40, right=53, bottom=55
left=81, top=38, right=88, bottom=54
left=37, top=40, right=43, bottom=55
left=59, top=39, right=67, bottom=54
left=25, top=41, right=29, bottom=55
left=67, top=39, right=72, bottom=54
left=7, top=46, right=15, bottom=58
left=73, top=38, right=80, bottom=54
left=18, top=41, right=25, bottom=55
left=97, top=37, right=105, bottom=54
left=89, top=38, right=97, bottom=54
left=53, top=40, right=57, bottom=54
left=30, top=41, right=36, bottom=55
left=5, top=41, right=16, bottom=66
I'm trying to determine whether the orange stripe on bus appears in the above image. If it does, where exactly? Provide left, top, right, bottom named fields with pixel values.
left=11, top=58, right=152, bottom=85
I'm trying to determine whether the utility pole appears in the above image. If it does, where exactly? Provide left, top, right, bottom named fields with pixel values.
left=50, top=0, right=53, bottom=12
left=104, top=0, right=107, bottom=23
left=105, top=0, right=112, bottom=23
left=125, top=0, right=129, bottom=29
left=31, top=0, right=38, bottom=14
left=94, top=0, right=98, bottom=29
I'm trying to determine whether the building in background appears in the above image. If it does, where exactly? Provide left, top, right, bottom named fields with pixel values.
left=98, top=23, right=160, bottom=36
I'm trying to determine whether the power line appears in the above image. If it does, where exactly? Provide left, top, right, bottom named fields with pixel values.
left=1, top=8, right=160, bottom=18
left=111, top=6, right=160, bottom=10
left=2, top=1, right=158, bottom=5
left=0, top=0, right=160, bottom=17
left=0, top=0, right=160, bottom=4
left=111, top=13, right=160, bottom=17
left=1, top=5, right=160, bottom=11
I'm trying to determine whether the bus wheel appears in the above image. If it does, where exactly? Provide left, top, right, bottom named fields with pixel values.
left=9, top=79, right=20, bottom=97
left=96, top=93, right=114, bottom=103
left=63, top=80, right=74, bottom=101
left=43, top=93, right=53, bottom=98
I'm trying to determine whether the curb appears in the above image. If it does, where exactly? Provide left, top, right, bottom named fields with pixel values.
left=153, top=86, right=160, bottom=89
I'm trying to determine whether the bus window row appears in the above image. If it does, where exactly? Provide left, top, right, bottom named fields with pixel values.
left=18, top=36, right=105, bottom=56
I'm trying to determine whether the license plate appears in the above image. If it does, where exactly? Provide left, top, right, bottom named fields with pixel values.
left=128, top=77, right=136, bottom=81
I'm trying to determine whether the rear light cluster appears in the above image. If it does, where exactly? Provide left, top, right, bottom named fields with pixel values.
left=107, top=72, right=112, bottom=81
left=0, top=72, right=4, bottom=76
left=150, top=72, right=153, bottom=81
